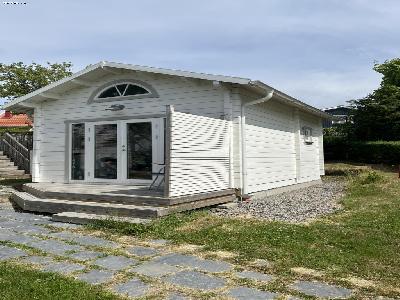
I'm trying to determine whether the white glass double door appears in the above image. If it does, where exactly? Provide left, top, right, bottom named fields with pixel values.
left=82, top=118, right=164, bottom=184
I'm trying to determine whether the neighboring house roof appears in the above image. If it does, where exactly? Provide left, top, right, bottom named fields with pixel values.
left=0, top=111, right=32, bottom=127
left=2, top=61, right=333, bottom=119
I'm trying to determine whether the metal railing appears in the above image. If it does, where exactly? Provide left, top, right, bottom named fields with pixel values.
left=0, top=132, right=32, bottom=174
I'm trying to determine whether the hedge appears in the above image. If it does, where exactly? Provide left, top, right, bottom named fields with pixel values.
left=324, top=137, right=400, bottom=164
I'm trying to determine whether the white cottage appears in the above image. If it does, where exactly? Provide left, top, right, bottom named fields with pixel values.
left=3, top=62, right=332, bottom=220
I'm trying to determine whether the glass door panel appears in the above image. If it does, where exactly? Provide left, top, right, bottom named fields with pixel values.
left=71, top=123, right=85, bottom=180
left=94, top=124, right=118, bottom=179
left=127, top=122, right=152, bottom=180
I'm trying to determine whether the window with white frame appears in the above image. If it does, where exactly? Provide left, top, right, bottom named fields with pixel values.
left=88, top=79, right=158, bottom=104
left=302, top=126, right=313, bottom=144
left=97, top=83, right=149, bottom=99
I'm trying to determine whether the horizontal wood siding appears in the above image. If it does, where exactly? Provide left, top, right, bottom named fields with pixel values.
left=169, top=111, right=230, bottom=197
left=298, top=112, right=322, bottom=182
left=245, top=100, right=297, bottom=193
left=35, top=71, right=226, bottom=183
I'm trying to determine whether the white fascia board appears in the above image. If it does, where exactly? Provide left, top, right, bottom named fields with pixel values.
left=102, top=61, right=251, bottom=85
left=1, top=62, right=104, bottom=110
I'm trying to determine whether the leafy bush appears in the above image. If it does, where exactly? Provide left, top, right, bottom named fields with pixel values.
left=324, top=137, right=400, bottom=164
left=358, top=171, right=384, bottom=185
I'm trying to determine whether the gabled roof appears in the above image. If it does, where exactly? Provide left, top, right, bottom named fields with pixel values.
left=2, top=61, right=333, bottom=119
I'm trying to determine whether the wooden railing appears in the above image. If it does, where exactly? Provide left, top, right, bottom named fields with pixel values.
left=0, top=132, right=32, bottom=174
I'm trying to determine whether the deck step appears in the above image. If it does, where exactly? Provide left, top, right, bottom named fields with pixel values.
left=22, top=183, right=169, bottom=207
left=10, top=191, right=168, bottom=218
left=51, top=212, right=151, bottom=225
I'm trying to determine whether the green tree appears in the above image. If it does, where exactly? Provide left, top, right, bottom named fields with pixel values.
left=0, top=62, right=73, bottom=100
left=350, top=58, right=400, bottom=140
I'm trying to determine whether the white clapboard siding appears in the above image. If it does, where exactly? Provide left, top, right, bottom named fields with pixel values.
left=298, top=112, right=322, bottom=182
left=168, top=111, right=230, bottom=197
left=34, top=71, right=226, bottom=183
left=244, top=100, right=297, bottom=194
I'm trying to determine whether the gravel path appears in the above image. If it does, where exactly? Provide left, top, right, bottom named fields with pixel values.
left=212, top=179, right=346, bottom=222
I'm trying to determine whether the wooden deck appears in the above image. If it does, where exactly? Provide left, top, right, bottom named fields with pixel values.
left=10, top=182, right=236, bottom=220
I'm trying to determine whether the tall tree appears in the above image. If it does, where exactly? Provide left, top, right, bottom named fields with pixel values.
left=350, top=58, right=400, bottom=140
left=0, top=62, right=73, bottom=100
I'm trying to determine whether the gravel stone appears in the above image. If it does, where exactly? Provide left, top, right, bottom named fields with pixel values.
left=212, top=179, right=345, bottom=222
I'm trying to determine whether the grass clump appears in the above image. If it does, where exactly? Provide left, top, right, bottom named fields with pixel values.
left=0, top=262, right=120, bottom=300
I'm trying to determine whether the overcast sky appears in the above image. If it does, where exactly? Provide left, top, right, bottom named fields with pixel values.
left=1, top=0, right=399, bottom=108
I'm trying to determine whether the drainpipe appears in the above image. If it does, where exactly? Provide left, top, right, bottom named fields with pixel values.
left=241, top=89, right=274, bottom=197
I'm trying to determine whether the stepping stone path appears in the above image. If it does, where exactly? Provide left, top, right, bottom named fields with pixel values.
left=130, top=261, right=180, bottom=277
left=127, top=245, right=159, bottom=257
left=94, top=255, right=138, bottom=271
left=154, top=253, right=233, bottom=272
left=0, top=204, right=357, bottom=299
left=112, top=279, right=149, bottom=298
left=227, top=287, right=279, bottom=300
left=0, top=245, right=27, bottom=261
left=78, top=270, right=115, bottom=284
left=235, top=270, right=274, bottom=282
left=291, top=280, right=353, bottom=299
left=42, top=262, right=86, bottom=275
left=164, top=270, right=226, bottom=290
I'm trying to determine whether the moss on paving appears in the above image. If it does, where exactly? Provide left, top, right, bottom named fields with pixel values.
left=89, top=165, right=400, bottom=298
left=0, top=262, right=120, bottom=300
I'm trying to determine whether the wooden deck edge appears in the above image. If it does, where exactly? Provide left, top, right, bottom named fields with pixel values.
left=22, top=184, right=170, bottom=207
left=168, top=189, right=236, bottom=205
left=162, top=194, right=236, bottom=216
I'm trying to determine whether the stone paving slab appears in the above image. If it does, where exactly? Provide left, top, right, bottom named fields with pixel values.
left=164, top=270, right=226, bottom=291
left=127, top=245, right=159, bottom=257
left=0, top=245, right=27, bottom=261
left=67, top=250, right=104, bottom=261
left=42, top=262, right=86, bottom=275
left=49, top=231, right=118, bottom=248
left=21, top=255, right=54, bottom=266
left=112, top=279, right=150, bottom=298
left=94, top=255, right=138, bottom=271
left=290, top=280, right=352, bottom=299
left=227, top=287, right=279, bottom=300
left=27, top=239, right=84, bottom=256
left=77, top=270, right=115, bottom=285
left=165, top=293, right=189, bottom=300
left=130, top=261, right=181, bottom=278
left=154, top=253, right=233, bottom=273
left=235, top=270, right=274, bottom=282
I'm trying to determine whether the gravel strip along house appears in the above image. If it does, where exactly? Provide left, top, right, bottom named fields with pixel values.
left=2, top=62, right=333, bottom=221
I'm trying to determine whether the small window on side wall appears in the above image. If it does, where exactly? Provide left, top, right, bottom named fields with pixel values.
left=302, top=126, right=313, bottom=144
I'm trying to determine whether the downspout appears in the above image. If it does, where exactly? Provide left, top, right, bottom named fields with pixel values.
left=241, top=89, right=274, bottom=197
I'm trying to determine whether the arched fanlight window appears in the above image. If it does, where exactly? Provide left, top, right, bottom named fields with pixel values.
left=88, top=79, right=158, bottom=104
left=97, top=83, right=149, bottom=98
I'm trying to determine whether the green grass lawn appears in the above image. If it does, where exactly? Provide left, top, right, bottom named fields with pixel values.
left=90, top=164, right=400, bottom=298
left=0, top=262, right=120, bottom=300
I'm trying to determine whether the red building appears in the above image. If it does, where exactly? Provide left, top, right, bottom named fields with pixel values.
left=0, top=111, right=32, bottom=127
